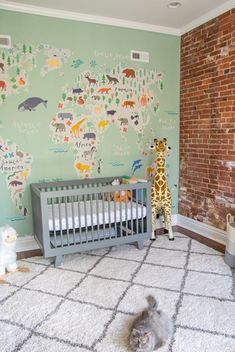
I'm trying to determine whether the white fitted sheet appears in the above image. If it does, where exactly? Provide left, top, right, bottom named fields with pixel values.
left=48, top=199, right=146, bottom=232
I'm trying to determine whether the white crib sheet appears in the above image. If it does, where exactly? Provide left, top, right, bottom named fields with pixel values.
left=48, top=200, right=146, bottom=232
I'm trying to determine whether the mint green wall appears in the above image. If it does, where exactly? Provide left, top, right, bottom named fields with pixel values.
left=0, top=10, right=180, bottom=236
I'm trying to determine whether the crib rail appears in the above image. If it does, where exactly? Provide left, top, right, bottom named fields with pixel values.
left=31, top=177, right=151, bottom=261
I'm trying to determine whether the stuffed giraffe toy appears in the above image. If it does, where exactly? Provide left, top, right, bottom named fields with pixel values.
left=150, top=138, right=174, bottom=240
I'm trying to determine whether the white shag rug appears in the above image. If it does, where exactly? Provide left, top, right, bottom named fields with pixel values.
left=0, top=232, right=235, bottom=352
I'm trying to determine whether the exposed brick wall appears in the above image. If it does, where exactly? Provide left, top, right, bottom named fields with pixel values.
left=179, top=9, right=235, bottom=230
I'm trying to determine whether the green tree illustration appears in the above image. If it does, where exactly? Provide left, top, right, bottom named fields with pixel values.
left=116, top=98, right=120, bottom=106
left=91, top=87, right=94, bottom=95
left=16, top=53, right=20, bottom=63
left=108, top=98, right=112, bottom=105
left=29, top=45, right=32, bottom=54
left=23, top=44, right=27, bottom=54
left=12, top=84, right=17, bottom=89
left=160, top=81, right=163, bottom=90
left=16, top=67, right=20, bottom=75
left=113, top=68, right=115, bottom=75
left=2, top=52, right=5, bottom=60
left=7, top=56, right=11, bottom=66
left=105, top=104, right=108, bottom=110
left=32, top=57, right=36, bottom=66
left=102, top=74, right=106, bottom=84
left=122, top=77, right=125, bottom=85
left=62, top=93, right=66, bottom=101
left=1, top=94, right=6, bottom=102
left=73, top=96, right=77, bottom=102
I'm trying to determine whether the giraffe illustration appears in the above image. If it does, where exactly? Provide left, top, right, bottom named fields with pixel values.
left=150, top=138, right=174, bottom=240
left=70, top=117, right=88, bottom=138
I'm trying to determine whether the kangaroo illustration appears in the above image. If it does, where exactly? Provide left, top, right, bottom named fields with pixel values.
left=70, top=117, right=88, bottom=137
left=85, top=73, right=98, bottom=86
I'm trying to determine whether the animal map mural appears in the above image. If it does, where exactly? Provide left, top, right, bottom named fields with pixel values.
left=0, top=41, right=167, bottom=215
left=0, top=137, right=33, bottom=215
left=49, top=64, right=165, bottom=177
left=0, top=43, right=71, bottom=104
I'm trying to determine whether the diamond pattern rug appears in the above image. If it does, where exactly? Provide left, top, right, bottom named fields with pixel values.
left=0, top=232, right=235, bottom=352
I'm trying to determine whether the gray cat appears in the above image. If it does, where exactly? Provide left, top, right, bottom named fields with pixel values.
left=129, top=295, right=173, bottom=352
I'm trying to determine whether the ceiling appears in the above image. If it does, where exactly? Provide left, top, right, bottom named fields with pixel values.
left=0, top=0, right=234, bottom=35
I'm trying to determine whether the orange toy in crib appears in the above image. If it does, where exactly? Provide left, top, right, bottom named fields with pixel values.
left=115, top=190, right=131, bottom=202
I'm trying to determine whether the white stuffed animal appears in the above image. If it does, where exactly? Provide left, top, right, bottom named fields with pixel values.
left=0, top=225, right=18, bottom=276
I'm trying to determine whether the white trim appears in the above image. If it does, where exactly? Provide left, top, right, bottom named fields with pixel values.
left=16, top=235, right=39, bottom=252
left=180, top=0, right=235, bottom=35
left=0, top=0, right=180, bottom=36
left=177, top=214, right=227, bottom=246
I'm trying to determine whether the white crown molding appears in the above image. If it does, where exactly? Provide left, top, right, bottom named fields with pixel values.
left=177, top=214, right=227, bottom=245
left=0, top=0, right=181, bottom=36
left=180, top=0, right=235, bottom=35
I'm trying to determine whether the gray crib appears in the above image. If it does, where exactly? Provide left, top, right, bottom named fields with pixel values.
left=31, top=177, right=152, bottom=266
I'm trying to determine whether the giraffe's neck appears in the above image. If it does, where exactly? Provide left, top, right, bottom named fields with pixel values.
left=153, top=152, right=167, bottom=192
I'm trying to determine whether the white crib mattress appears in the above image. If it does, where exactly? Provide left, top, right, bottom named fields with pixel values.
left=48, top=200, right=146, bottom=232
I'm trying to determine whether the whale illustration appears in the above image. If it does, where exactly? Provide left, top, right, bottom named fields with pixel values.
left=18, top=97, right=48, bottom=111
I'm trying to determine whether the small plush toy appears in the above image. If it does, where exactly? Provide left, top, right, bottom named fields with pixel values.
left=0, top=225, right=18, bottom=276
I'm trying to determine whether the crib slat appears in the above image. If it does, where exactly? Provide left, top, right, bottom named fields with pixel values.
left=101, top=193, right=105, bottom=239
left=141, top=188, right=144, bottom=234
left=125, top=193, right=128, bottom=236
left=58, top=196, right=63, bottom=248
left=77, top=197, right=82, bottom=244
left=90, top=196, right=94, bottom=242
left=71, top=197, right=76, bottom=245
left=108, top=192, right=111, bottom=238
left=136, top=190, right=139, bottom=235
left=130, top=190, right=133, bottom=236
left=65, top=197, right=70, bottom=247
left=120, top=198, right=123, bottom=237
left=114, top=195, right=117, bottom=238
left=96, top=193, right=100, bottom=241
left=51, top=197, right=57, bottom=248
left=84, top=193, right=88, bottom=243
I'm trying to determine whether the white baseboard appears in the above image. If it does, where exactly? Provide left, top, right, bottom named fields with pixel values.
left=176, top=214, right=227, bottom=246
left=16, top=235, right=39, bottom=252
left=16, top=213, right=226, bottom=252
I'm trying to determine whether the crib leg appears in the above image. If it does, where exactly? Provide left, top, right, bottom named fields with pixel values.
left=136, top=240, right=144, bottom=250
left=54, top=255, right=63, bottom=267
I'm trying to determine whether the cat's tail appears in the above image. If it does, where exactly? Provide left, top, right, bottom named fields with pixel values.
left=146, top=295, right=158, bottom=310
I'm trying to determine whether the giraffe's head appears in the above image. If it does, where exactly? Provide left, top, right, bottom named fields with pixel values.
left=150, top=138, right=171, bottom=155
